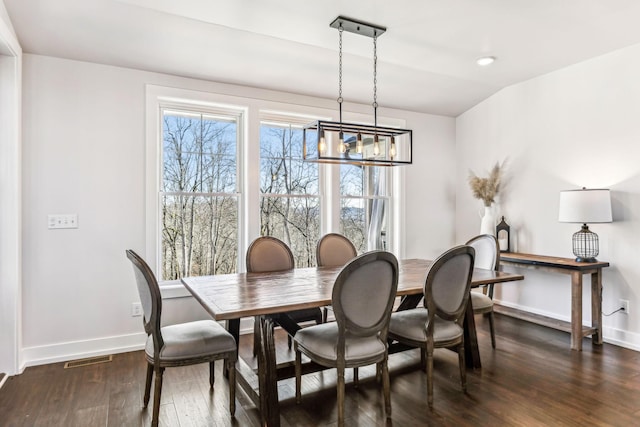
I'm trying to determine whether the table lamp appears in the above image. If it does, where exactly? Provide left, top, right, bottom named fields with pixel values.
left=558, top=188, right=612, bottom=262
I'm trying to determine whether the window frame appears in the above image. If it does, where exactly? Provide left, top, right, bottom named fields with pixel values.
left=146, top=86, right=407, bottom=297
left=145, top=86, right=247, bottom=293
left=159, top=107, right=242, bottom=280
left=258, top=112, right=325, bottom=266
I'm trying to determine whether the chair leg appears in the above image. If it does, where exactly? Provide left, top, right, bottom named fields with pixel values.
left=420, top=348, right=427, bottom=372
left=458, top=341, right=467, bottom=392
left=426, top=345, right=434, bottom=408
left=382, top=358, right=391, bottom=417
left=295, top=346, right=302, bottom=404
left=323, top=307, right=329, bottom=323
left=151, top=367, right=164, bottom=427
left=209, top=361, right=215, bottom=388
left=143, top=362, right=153, bottom=408
left=227, top=359, right=236, bottom=416
left=488, top=311, right=496, bottom=349
left=337, top=366, right=345, bottom=426
left=354, top=367, right=359, bottom=388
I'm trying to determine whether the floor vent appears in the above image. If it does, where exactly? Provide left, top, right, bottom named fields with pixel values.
left=64, top=354, right=113, bottom=369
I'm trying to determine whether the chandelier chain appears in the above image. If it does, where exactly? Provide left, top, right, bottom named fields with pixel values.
left=338, top=24, right=343, bottom=104
left=373, top=32, right=378, bottom=126
left=338, top=24, right=343, bottom=123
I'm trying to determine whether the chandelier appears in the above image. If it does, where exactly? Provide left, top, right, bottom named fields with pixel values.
left=303, top=16, right=413, bottom=166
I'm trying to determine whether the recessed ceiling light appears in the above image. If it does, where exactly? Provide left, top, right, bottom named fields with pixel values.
left=476, top=56, right=496, bottom=66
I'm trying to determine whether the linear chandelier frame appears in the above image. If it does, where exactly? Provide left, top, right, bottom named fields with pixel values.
left=303, top=16, right=413, bottom=166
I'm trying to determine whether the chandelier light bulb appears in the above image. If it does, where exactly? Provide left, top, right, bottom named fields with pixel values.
left=356, top=133, right=363, bottom=153
left=338, top=132, right=346, bottom=153
left=389, top=136, right=396, bottom=159
left=373, top=135, right=380, bottom=156
left=318, top=132, right=327, bottom=154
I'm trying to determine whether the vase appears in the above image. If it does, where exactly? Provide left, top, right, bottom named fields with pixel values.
left=480, top=205, right=496, bottom=236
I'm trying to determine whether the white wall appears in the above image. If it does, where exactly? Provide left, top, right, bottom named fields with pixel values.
left=456, top=43, right=640, bottom=350
left=20, top=54, right=456, bottom=367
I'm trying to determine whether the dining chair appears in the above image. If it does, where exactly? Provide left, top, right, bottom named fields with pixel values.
left=125, top=250, right=237, bottom=427
left=466, top=234, right=500, bottom=348
left=246, top=236, right=323, bottom=353
left=316, top=233, right=361, bottom=384
left=316, top=233, right=358, bottom=323
left=294, top=250, right=399, bottom=425
left=388, top=245, right=475, bottom=407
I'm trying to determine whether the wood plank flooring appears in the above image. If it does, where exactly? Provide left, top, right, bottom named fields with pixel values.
left=1, top=313, right=639, bottom=426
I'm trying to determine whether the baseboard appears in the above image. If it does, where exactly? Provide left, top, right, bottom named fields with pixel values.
left=19, top=319, right=255, bottom=372
left=601, top=325, right=640, bottom=351
left=20, top=332, right=147, bottom=372
left=494, top=300, right=640, bottom=351
left=0, top=373, right=7, bottom=390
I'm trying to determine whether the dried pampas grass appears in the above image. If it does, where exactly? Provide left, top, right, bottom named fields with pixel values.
left=468, top=162, right=502, bottom=207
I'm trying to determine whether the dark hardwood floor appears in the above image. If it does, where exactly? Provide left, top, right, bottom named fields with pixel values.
left=1, top=313, right=639, bottom=426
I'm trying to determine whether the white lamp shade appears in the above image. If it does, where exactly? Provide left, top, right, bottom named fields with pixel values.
left=558, top=189, right=612, bottom=224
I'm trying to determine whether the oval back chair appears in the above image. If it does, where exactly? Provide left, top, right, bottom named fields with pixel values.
left=466, top=234, right=500, bottom=348
left=246, top=236, right=323, bottom=353
left=294, top=250, right=399, bottom=424
left=388, top=245, right=475, bottom=407
left=126, top=250, right=237, bottom=427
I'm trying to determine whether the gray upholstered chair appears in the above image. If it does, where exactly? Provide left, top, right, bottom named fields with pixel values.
left=466, top=234, right=500, bottom=348
left=246, top=236, right=323, bottom=353
left=294, top=251, right=398, bottom=425
left=388, top=245, right=475, bottom=407
left=316, top=233, right=358, bottom=323
left=126, top=250, right=237, bottom=427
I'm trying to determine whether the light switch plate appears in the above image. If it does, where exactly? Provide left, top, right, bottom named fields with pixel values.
left=48, top=214, right=78, bottom=229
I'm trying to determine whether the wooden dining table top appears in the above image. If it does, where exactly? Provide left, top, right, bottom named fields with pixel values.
left=181, top=258, right=524, bottom=321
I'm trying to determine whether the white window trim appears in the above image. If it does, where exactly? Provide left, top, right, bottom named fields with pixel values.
left=145, top=85, right=248, bottom=293
left=145, top=85, right=408, bottom=298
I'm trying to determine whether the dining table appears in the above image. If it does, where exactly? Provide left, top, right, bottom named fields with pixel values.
left=182, top=258, right=524, bottom=427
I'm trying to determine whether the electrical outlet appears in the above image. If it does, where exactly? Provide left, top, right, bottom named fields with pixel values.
left=131, top=302, right=143, bottom=317
left=620, top=299, right=629, bottom=315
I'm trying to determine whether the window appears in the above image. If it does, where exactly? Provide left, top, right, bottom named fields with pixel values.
left=147, top=86, right=404, bottom=286
left=259, top=118, right=320, bottom=267
left=159, top=107, right=241, bottom=280
left=340, top=164, right=390, bottom=253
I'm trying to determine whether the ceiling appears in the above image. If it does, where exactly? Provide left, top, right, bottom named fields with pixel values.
left=5, top=0, right=640, bottom=116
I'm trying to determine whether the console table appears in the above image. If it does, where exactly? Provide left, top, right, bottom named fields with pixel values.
left=499, top=252, right=610, bottom=351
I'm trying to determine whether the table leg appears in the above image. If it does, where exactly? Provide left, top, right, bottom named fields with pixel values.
left=463, top=298, right=481, bottom=369
left=397, top=294, right=423, bottom=311
left=257, top=315, right=280, bottom=427
left=224, top=319, right=241, bottom=379
left=591, top=270, right=603, bottom=345
left=570, top=271, right=583, bottom=351
left=274, top=312, right=302, bottom=337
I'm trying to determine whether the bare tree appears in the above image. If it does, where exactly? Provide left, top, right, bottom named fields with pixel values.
left=260, top=124, right=319, bottom=267
left=161, top=112, right=238, bottom=280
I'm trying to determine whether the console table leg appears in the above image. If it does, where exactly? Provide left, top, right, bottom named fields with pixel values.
left=591, top=271, right=603, bottom=345
left=570, top=271, right=583, bottom=351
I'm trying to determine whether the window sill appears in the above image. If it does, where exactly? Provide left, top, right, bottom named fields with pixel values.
left=159, top=281, right=191, bottom=299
